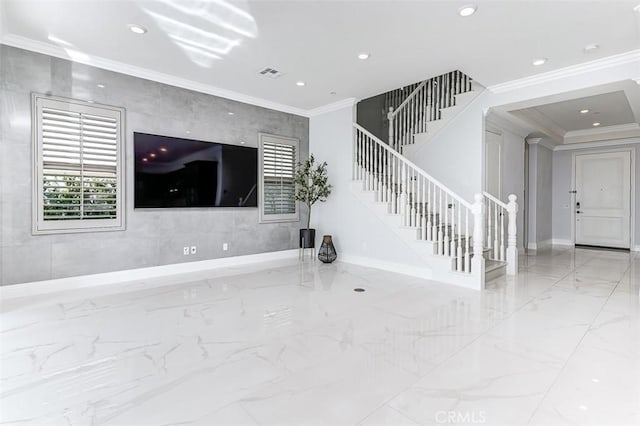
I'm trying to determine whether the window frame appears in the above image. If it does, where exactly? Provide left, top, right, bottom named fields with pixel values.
left=31, top=94, right=126, bottom=235
left=258, top=132, right=299, bottom=223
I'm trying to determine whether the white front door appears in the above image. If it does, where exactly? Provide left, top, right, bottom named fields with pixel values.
left=484, top=131, right=502, bottom=198
left=575, top=151, right=631, bottom=249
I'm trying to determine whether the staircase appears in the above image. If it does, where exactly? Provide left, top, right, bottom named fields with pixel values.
left=352, top=71, right=518, bottom=290
left=387, top=70, right=482, bottom=154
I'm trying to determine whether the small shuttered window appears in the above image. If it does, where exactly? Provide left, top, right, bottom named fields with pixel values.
left=259, top=133, right=299, bottom=223
left=32, top=95, right=125, bottom=234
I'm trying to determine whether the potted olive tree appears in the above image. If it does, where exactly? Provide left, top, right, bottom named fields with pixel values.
left=294, top=154, right=332, bottom=249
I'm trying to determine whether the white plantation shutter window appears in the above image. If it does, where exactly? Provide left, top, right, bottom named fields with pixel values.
left=259, top=133, right=299, bottom=223
left=32, top=95, right=125, bottom=234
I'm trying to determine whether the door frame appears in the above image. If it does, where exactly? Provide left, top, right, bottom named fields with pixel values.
left=484, top=129, right=503, bottom=197
left=570, top=147, right=635, bottom=249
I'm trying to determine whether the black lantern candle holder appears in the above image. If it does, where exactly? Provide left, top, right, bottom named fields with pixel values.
left=318, top=235, right=337, bottom=263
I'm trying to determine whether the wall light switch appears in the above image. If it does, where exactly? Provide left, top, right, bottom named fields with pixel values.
left=190, top=246, right=197, bottom=254
left=223, top=243, right=228, bottom=251
left=183, top=247, right=189, bottom=255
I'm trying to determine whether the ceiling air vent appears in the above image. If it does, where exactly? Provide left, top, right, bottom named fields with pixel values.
left=257, top=67, right=284, bottom=79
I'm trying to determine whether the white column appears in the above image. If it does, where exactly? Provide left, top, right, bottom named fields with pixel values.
left=506, top=194, right=519, bottom=275
left=472, top=193, right=485, bottom=289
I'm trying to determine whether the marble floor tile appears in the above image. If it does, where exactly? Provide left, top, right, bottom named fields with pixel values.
left=1, top=247, right=640, bottom=425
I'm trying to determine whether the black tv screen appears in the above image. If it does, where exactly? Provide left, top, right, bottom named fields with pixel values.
left=134, top=132, right=258, bottom=208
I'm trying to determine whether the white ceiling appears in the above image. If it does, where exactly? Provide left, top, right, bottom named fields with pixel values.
left=2, top=0, right=640, bottom=113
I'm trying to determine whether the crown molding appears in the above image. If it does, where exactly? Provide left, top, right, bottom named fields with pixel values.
left=564, top=123, right=640, bottom=139
left=488, top=49, right=640, bottom=94
left=307, top=98, right=357, bottom=117
left=554, top=136, right=640, bottom=151
left=1, top=34, right=315, bottom=117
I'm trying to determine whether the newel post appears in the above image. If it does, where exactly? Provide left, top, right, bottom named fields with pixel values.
left=506, top=194, right=518, bottom=275
left=472, top=193, right=485, bottom=289
left=387, top=107, right=394, bottom=150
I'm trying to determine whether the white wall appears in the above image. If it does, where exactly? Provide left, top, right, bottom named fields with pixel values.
left=552, top=141, right=640, bottom=248
left=309, top=105, right=427, bottom=270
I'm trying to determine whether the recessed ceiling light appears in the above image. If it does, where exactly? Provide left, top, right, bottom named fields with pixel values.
left=296, top=81, right=305, bottom=87
left=357, top=53, right=370, bottom=60
left=580, top=109, right=589, bottom=114
left=128, top=24, right=148, bottom=35
left=142, top=158, right=148, bottom=162
left=532, top=58, right=547, bottom=66
left=240, top=141, right=246, bottom=145
left=584, top=44, right=599, bottom=53
left=458, top=4, right=477, bottom=17
left=227, top=112, right=235, bottom=115
left=159, top=147, right=168, bottom=152
left=186, top=130, right=191, bottom=134
left=97, top=83, right=105, bottom=88
left=593, top=122, right=601, bottom=127
left=149, top=153, right=156, bottom=158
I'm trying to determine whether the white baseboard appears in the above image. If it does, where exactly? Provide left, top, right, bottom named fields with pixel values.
left=339, top=254, right=432, bottom=280
left=527, top=239, right=553, bottom=250
left=552, top=239, right=574, bottom=246
left=0, top=249, right=299, bottom=300
left=632, top=245, right=640, bottom=252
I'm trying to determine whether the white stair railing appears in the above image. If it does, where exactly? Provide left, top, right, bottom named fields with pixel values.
left=483, top=192, right=518, bottom=275
left=354, top=123, right=485, bottom=278
left=387, top=70, right=473, bottom=152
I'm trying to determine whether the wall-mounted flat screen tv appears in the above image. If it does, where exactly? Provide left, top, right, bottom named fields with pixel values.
left=134, top=132, right=258, bottom=208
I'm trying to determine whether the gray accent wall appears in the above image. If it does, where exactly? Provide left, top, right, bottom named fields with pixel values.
left=0, top=46, right=309, bottom=285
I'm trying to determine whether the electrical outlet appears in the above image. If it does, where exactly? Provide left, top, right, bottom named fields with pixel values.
left=222, top=243, right=228, bottom=251
left=183, top=246, right=189, bottom=255
left=190, top=246, right=197, bottom=254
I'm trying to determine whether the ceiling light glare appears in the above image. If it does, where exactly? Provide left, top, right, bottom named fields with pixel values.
left=584, top=44, right=599, bottom=53
left=580, top=109, right=589, bottom=114
left=128, top=24, right=148, bottom=35
left=593, top=122, right=601, bottom=127
left=532, top=58, right=547, bottom=66
left=458, top=4, right=477, bottom=17
left=97, top=83, right=105, bottom=88
left=296, top=81, right=305, bottom=87
left=47, top=35, right=73, bottom=46
left=357, top=53, right=370, bottom=60
left=634, top=4, right=640, bottom=12
left=227, top=112, right=235, bottom=115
